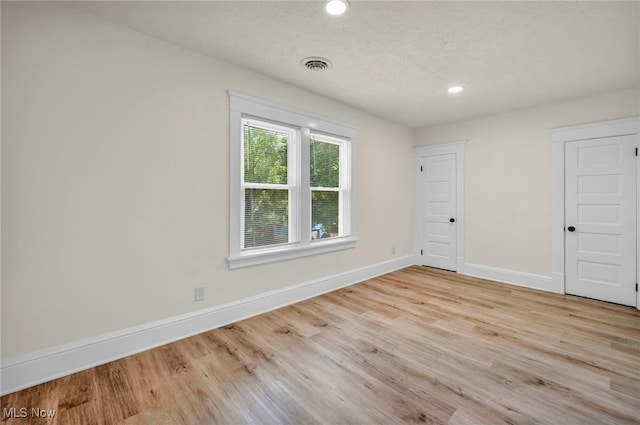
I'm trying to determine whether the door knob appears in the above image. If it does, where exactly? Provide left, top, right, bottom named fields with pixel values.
left=567, top=226, right=576, bottom=232
left=450, top=218, right=455, bottom=223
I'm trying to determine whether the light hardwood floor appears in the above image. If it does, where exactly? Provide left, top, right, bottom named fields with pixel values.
left=2, top=266, right=639, bottom=424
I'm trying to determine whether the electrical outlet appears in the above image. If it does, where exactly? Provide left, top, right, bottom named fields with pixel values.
left=194, top=287, right=205, bottom=302
left=392, top=246, right=396, bottom=255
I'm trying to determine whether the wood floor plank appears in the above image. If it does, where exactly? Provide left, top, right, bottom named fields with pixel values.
left=2, top=266, right=639, bottom=424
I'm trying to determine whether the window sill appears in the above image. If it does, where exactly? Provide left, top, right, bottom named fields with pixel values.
left=227, top=237, right=357, bottom=269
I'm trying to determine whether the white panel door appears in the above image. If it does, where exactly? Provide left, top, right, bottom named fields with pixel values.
left=565, top=136, right=636, bottom=306
left=420, top=154, right=457, bottom=271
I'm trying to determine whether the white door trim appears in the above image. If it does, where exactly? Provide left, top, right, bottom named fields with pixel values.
left=414, top=141, right=466, bottom=271
left=550, top=116, right=640, bottom=309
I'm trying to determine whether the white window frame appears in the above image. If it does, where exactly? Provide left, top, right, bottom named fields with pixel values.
left=228, top=91, right=357, bottom=269
left=241, top=118, right=299, bottom=249
left=310, top=133, right=351, bottom=240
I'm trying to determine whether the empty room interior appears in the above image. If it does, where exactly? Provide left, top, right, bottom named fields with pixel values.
left=1, top=1, right=639, bottom=424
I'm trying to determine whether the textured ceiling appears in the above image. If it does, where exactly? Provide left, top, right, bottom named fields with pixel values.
left=62, top=1, right=640, bottom=128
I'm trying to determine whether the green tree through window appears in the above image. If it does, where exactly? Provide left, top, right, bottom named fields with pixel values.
left=243, top=123, right=291, bottom=248
left=311, top=136, right=341, bottom=238
left=244, top=125, right=288, bottom=184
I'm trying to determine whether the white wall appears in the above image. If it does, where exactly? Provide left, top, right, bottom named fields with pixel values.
left=415, top=88, right=640, bottom=277
left=1, top=2, right=414, bottom=360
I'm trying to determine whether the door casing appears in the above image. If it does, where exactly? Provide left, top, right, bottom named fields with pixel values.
left=551, top=117, right=640, bottom=309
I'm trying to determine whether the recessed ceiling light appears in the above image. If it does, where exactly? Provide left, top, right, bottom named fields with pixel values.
left=448, top=86, right=464, bottom=94
left=324, top=0, right=349, bottom=16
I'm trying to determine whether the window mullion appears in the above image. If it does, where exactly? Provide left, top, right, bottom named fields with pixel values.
left=338, top=141, right=344, bottom=236
left=289, top=128, right=299, bottom=244
left=341, top=140, right=350, bottom=236
left=299, top=128, right=311, bottom=247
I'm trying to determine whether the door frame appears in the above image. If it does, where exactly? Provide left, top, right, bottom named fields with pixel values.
left=550, top=116, right=640, bottom=309
left=414, top=141, right=466, bottom=271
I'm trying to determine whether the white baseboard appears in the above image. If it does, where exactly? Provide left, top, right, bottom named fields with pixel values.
left=459, top=262, right=560, bottom=294
left=1, top=255, right=416, bottom=395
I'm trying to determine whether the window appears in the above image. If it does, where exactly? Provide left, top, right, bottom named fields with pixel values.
left=242, top=119, right=296, bottom=249
left=310, top=134, right=347, bottom=240
left=228, top=92, right=356, bottom=269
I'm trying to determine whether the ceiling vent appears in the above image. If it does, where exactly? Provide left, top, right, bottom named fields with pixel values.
left=301, top=57, right=332, bottom=72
